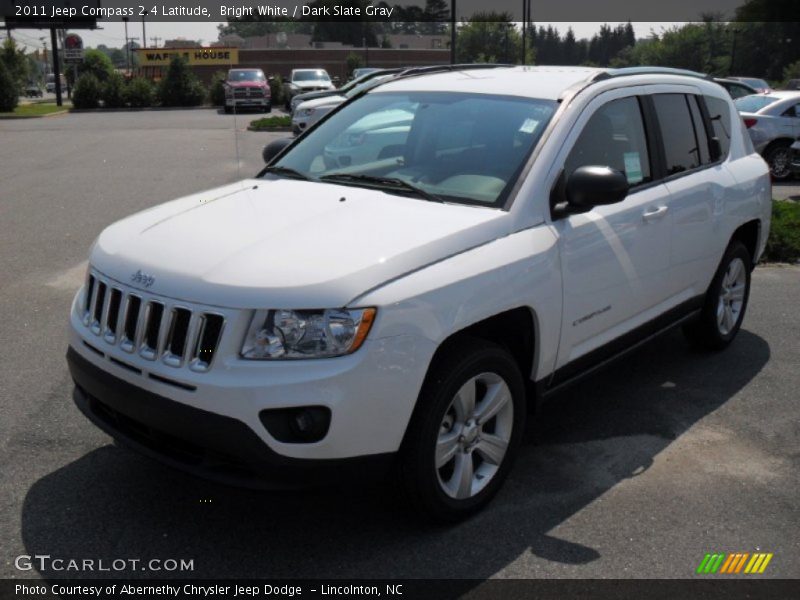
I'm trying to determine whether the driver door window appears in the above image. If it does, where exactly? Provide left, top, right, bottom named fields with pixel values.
left=564, top=96, right=652, bottom=187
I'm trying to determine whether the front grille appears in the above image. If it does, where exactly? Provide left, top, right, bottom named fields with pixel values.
left=233, top=87, right=265, bottom=98
left=82, top=272, right=225, bottom=373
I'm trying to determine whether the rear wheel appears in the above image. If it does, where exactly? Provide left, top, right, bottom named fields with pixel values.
left=399, top=338, right=526, bottom=522
left=683, top=241, right=751, bottom=350
left=765, top=142, right=793, bottom=181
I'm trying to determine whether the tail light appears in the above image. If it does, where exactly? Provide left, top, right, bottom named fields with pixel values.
left=743, top=118, right=758, bottom=129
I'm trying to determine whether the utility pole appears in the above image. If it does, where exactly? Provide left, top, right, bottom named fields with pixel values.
left=450, top=0, right=456, bottom=64
left=141, top=9, right=147, bottom=48
left=122, top=17, right=131, bottom=71
left=50, top=27, right=62, bottom=106
left=150, top=36, right=161, bottom=48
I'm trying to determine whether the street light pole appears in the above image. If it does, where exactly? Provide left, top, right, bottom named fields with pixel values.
left=141, top=10, right=147, bottom=48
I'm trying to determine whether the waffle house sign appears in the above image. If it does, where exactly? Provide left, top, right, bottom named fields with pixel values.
left=137, top=47, right=238, bottom=66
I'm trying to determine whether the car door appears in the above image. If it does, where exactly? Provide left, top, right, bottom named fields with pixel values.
left=552, top=91, right=673, bottom=370
left=648, top=89, right=739, bottom=300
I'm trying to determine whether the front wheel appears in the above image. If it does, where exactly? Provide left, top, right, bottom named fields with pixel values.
left=683, top=241, right=752, bottom=350
left=399, top=338, right=526, bottom=522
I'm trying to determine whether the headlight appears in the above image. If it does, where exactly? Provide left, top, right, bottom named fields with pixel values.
left=241, top=308, right=376, bottom=360
left=301, top=107, right=316, bottom=117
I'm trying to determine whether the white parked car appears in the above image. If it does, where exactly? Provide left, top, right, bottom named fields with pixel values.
left=292, top=72, right=399, bottom=135
left=68, top=66, right=771, bottom=521
left=735, top=91, right=800, bottom=180
left=282, top=69, right=335, bottom=110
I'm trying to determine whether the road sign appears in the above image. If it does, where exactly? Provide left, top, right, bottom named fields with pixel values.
left=64, top=33, right=84, bottom=64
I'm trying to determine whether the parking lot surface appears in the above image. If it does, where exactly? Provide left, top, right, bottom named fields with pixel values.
left=1, top=109, right=798, bottom=580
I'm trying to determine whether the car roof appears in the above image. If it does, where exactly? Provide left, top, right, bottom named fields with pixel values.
left=760, top=90, right=800, bottom=99
left=375, top=65, right=728, bottom=101
left=377, top=66, right=602, bottom=100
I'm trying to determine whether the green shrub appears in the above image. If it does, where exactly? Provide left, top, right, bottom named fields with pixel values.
left=209, top=70, right=227, bottom=107
left=158, top=56, right=206, bottom=107
left=269, top=74, right=284, bottom=106
left=124, top=77, right=155, bottom=108
left=249, top=115, right=291, bottom=130
left=764, top=200, right=800, bottom=263
left=0, top=58, right=19, bottom=112
left=102, top=72, right=126, bottom=108
left=72, top=73, right=101, bottom=109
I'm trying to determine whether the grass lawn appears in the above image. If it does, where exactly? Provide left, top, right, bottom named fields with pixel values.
left=0, top=103, right=69, bottom=118
left=249, top=115, right=292, bottom=130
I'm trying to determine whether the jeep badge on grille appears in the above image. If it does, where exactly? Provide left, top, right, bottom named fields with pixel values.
left=131, top=270, right=155, bottom=288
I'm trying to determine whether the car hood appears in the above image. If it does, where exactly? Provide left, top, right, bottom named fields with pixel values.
left=228, top=81, right=267, bottom=88
left=297, top=95, right=346, bottom=110
left=294, top=81, right=333, bottom=90
left=90, top=179, right=509, bottom=308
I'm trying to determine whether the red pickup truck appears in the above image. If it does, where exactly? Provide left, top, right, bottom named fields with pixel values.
left=224, top=68, right=271, bottom=113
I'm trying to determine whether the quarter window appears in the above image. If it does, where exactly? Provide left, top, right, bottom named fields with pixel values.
left=565, top=96, right=652, bottom=186
left=704, top=95, right=732, bottom=158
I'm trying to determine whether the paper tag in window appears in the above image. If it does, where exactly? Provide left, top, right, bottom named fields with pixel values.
left=624, top=152, right=643, bottom=184
left=519, top=118, right=539, bottom=134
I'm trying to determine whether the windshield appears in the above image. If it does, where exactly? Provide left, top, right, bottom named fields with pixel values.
left=294, top=70, right=331, bottom=82
left=229, top=70, right=265, bottom=82
left=266, top=91, right=557, bottom=207
left=734, top=95, right=779, bottom=113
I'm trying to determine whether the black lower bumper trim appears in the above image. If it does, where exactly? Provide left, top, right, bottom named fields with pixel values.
left=67, top=346, right=394, bottom=489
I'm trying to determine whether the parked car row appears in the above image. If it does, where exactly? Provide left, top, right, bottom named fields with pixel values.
left=735, top=91, right=800, bottom=180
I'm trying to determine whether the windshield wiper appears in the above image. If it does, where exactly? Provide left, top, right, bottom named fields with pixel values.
left=263, top=166, right=309, bottom=180
left=320, top=173, right=443, bottom=203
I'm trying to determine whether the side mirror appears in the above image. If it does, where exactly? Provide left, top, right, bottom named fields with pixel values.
left=566, top=165, right=629, bottom=209
left=262, top=138, right=293, bottom=164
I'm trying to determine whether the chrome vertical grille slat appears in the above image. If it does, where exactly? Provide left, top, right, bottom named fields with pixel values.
left=79, top=269, right=225, bottom=373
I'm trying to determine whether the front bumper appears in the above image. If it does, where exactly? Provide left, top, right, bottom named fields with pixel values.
left=226, top=98, right=270, bottom=108
left=68, top=347, right=394, bottom=488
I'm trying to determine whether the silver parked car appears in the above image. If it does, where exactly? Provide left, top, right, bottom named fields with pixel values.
left=735, top=91, right=800, bottom=180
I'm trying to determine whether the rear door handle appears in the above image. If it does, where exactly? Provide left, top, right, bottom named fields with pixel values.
left=642, top=206, right=669, bottom=223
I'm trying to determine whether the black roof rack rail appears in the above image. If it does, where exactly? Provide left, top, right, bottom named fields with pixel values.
left=395, top=63, right=515, bottom=79
left=591, top=67, right=713, bottom=82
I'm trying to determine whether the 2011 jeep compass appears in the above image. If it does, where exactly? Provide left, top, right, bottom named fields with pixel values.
left=67, top=66, right=771, bottom=521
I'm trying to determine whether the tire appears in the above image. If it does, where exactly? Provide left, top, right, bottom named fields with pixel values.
left=224, top=106, right=232, bottom=114
left=764, top=142, right=793, bottom=181
left=398, top=337, right=526, bottom=522
left=683, top=241, right=752, bottom=351
left=264, top=103, right=272, bottom=113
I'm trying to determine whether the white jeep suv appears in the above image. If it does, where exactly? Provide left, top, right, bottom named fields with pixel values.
left=67, top=66, right=771, bottom=521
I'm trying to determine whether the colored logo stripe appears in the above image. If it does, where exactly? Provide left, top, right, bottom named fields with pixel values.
left=698, top=552, right=773, bottom=574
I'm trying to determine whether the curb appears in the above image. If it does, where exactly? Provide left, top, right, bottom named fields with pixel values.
left=68, top=105, right=217, bottom=113
left=247, top=126, right=293, bottom=132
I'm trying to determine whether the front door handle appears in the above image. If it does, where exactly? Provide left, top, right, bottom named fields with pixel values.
left=642, top=206, right=669, bottom=223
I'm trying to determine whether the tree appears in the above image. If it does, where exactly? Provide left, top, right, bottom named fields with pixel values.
left=423, top=0, right=449, bottom=35
left=78, top=49, right=115, bottom=82
left=1, top=38, right=29, bottom=93
left=346, top=52, right=364, bottom=76
left=457, top=13, right=520, bottom=65
left=0, top=58, right=19, bottom=112
left=158, top=56, right=206, bottom=107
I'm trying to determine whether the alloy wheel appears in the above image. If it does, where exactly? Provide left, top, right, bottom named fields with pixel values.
left=717, top=257, right=747, bottom=335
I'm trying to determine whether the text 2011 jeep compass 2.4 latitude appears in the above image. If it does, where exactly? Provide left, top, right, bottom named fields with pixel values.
left=68, top=66, right=771, bottom=520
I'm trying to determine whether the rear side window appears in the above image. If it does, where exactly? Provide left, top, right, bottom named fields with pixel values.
left=565, top=96, right=652, bottom=186
left=704, top=95, right=732, bottom=158
left=652, top=94, right=708, bottom=175
left=687, top=96, right=711, bottom=164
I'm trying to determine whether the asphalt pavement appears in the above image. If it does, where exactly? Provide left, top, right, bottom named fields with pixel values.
left=0, top=109, right=798, bottom=581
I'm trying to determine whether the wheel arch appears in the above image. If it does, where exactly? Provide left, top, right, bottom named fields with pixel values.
left=730, top=218, right=761, bottom=268
left=397, top=305, right=538, bottom=456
